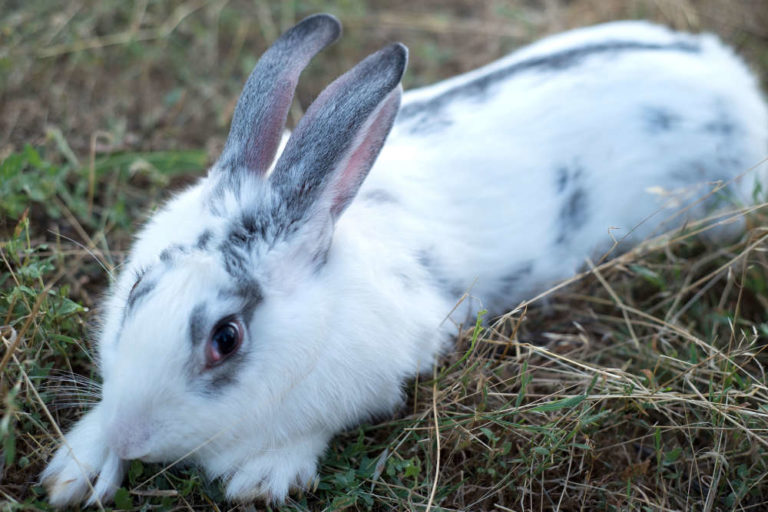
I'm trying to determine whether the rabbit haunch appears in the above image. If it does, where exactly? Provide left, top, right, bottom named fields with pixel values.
left=41, top=14, right=767, bottom=507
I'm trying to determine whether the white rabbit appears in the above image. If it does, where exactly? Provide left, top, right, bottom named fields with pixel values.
left=42, top=13, right=767, bottom=506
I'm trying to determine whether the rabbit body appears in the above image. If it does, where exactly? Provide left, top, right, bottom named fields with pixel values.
left=42, top=16, right=767, bottom=506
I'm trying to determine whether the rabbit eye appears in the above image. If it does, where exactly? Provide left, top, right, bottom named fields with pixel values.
left=206, top=319, right=243, bottom=367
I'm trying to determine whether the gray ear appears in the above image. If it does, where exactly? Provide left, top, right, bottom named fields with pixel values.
left=217, top=14, right=341, bottom=175
left=270, top=43, right=407, bottom=223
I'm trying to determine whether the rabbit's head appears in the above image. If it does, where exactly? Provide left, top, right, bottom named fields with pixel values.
left=97, top=13, right=407, bottom=463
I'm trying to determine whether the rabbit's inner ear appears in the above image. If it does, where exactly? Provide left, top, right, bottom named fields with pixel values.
left=269, top=43, right=407, bottom=225
left=326, top=88, right=402, bottom=218
left=216, top=14, right=341, bottom=177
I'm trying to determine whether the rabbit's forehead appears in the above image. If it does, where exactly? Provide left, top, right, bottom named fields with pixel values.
left=117, top=257, right=261, bottom=358
left=122, top=251, right=245, bottom=325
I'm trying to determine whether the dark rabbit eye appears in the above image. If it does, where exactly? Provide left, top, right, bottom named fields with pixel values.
left=206, top=319, right=243, bottom=366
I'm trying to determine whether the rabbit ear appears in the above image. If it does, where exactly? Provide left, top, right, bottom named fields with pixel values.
left=217, top=14, right=341, bottom=176
left=270, top=43, right=407, bottom=223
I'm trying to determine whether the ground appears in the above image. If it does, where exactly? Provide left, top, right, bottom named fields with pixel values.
left=2, top=1, right=768, bottom=510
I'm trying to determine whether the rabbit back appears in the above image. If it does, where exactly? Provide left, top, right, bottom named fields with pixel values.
left=351, top=21, right=768, bottom=316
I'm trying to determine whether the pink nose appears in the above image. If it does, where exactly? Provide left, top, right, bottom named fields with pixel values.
left=107, top=420, right=152, bottom=460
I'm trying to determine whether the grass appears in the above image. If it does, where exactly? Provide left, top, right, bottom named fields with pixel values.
left=2, top=1, right=768, bottom=510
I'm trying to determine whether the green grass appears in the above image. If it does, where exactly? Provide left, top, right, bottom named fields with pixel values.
left=2, top=1, right=768, bottom=510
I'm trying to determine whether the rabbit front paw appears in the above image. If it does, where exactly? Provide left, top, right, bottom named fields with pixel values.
left=224, top=432, right=329, bottom=502
left=41, top=408, right=125, bottom=507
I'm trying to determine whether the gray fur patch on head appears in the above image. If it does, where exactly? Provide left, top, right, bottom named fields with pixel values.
left=220, top=237, right=250, bottom=281
left=119, top=269, right=156, bottom=332
left=399, top=40, right=700, bottom=126
left=217, top=206, right=308, bottom=278
left=159, top=244, right=188, bottom=263
left=217, top=279, right=263, bottom=327
left=190, top=344, right=249, bottom=396
left=207, top=370, right=240, bottom=391
left=125, top=277, right=156, bottom=314
left=196, top=230, right=213, bottom=250
left=211, top=43, right=406, bottom=280
left=188, top=304, right=208, bottom=348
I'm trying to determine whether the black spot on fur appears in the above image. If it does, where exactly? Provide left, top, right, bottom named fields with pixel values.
left=158, top=248, right=177, bottom=263
left=241, top=212, right=260, bottom=238
left=557, top=188, right=589, bottom=245
left=643, top=106, right=679, bottom=133
left=197, top=230, right=213, bottom=250
left=417, top=249, right=435, bottom=271
left=553, top=162, right=588, bottom=245
left=399, top=40, right=700, bottom=123
left=555, top=163, right=584, bottom=195
left=703, top=115, right=736, bottom=136
left=159, top=244, right=188, bottom=263
left=220, top=239, right=249, bottom=280
left=556, top=167, right=569, bottom=194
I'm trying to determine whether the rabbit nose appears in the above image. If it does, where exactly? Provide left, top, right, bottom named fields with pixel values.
left=107, top=419, right=152, bottom=460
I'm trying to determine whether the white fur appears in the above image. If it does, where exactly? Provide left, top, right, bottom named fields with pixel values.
left=42, top=20, right=768, bottom=505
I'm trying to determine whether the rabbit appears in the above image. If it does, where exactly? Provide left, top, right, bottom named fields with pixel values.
left=41, top=12, right=767, bottom=506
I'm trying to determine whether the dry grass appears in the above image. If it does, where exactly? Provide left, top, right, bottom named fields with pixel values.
left=2, top=1, right=768, bottom=511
